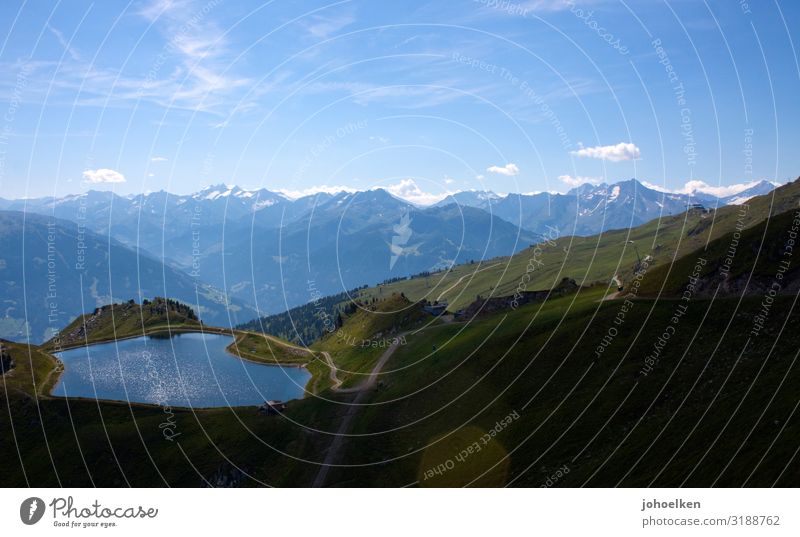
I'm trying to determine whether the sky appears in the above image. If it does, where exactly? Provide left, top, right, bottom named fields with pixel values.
left=0, top=0, right=798, bottom=203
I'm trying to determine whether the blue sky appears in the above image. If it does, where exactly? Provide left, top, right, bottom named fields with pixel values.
left=0, top=0, right=798, bottom=202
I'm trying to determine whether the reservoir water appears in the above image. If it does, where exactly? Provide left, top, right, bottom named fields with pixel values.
left=52, top=332, right=310, bottom=407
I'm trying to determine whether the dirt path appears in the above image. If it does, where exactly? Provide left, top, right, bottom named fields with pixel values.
left=37, top=357, right=63, bottom=399
left=311, top=340, right=403, bottom=487
left=600, top=290, right=622, bottom=302
left=321, top=351, right=342, bottom=391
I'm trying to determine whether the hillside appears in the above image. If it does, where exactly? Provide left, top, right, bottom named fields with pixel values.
left=0, top=339, right=61, bottom=399
left=639, top=206, right=800, bottom=297
left=237, top=287, right=363, bottom=345
left=310, top=293, right=430, bottom=391
left=357, top=178, right=800, bottom=312
left=316, top=285, right=800, bottom=487
left=45, top=297, right=206, bottom=350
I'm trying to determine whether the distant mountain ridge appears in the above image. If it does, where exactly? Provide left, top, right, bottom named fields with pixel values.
left=434, top=178, right=778, bottom=235
left=0, top=178, right=778, bottom=323
left=171, top=188, right=541, bottom=315
left=1, top=179, right=777, bottom=244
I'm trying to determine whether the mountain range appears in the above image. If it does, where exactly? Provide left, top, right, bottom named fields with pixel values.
left=434, top=178, right=777, bottom=235
left=0, top=178, right=778, bottom=338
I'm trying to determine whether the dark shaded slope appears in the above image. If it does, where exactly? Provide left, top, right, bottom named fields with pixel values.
left=0, top=211, right=256, bottom=343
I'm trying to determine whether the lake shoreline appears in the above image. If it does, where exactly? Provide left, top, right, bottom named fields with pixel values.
left=48, top=329, right=313, bottom=409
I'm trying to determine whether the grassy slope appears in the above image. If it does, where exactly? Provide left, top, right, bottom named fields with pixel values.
left=639, top=206, right=800, bottom=296
left=310, top=294, right=430, bottom=390
left=1, top=380, right=335, bottom=487
left=225, top=331, right=330, bottom=395
left=358, top=179, right=800, bottom=311
left=0, top=340, right=61, bottom=399
left=45, top=299, right=209, bottom=351
left=323, top=287, right=800, bottom=487
left=226, top=332, right=314, bottom=367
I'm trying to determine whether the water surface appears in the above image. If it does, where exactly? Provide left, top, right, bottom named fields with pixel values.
left=53, top=332, right=309, bottom=407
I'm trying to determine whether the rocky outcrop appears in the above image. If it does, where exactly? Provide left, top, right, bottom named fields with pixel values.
left=0, top=344, right=14, bottom=374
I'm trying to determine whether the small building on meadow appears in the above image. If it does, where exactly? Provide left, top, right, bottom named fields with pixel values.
left=259, top=400, right=287, bottom=415
left=423, top=302, right=448, bottom=316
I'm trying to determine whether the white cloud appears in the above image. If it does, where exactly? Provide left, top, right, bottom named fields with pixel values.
left=639, top=180, right=674, bottom=193
left=278, top=180, right=447, bottom=206
left=558, top=174, right=602, bottom=187
left=571, top=142, right=641, bottom=162
left=486, top=163, right=520, bottom=176
left=82, top=168, right=126, bottom=184
left=522, top=190, right=561, bottom=195
left=641, top=179, right=776, bottom=198
left=151, top=156, right=168, bottom=162
left=277, top=185, right=358, bottom=199
left=680, top=180, right=761, bottom=198
left=385, top=179, right=447, bottom=206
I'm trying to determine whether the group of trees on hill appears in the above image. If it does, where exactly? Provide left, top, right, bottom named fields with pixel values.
left=237, top=288, right=363, bottom=345
left=144, top=297, right=198, bottom=320
left=93, top=297, right=198, bottom=321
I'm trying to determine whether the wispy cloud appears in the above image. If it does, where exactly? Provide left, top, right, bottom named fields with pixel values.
left=45, top=23, right=82, bottom=61
left=571, top=142, right=640, bottom=162
left=474, top=0, right=603, bottom=16
left=301, top=80, right=465, bottom=109
left=303, top=12, right=356, bottom=39
left=487, top=163, right=520, bottom=176
left=136, top=0, right=251, bottom=111
left=150, top=156, right=168, bottom=162
left=14, top=0, right=252, bottom=114
left=520, top=0, right=576, bottom=12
